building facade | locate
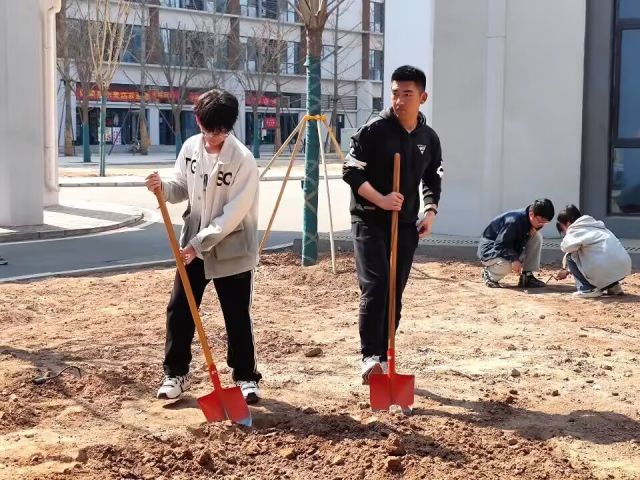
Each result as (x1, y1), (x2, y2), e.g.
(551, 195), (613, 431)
(385, 0), (640, 238)
(57, 0), (385, 156)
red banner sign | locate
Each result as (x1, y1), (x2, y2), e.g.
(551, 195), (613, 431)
(76, 84), (201, 105)
(245, 95), (277, 107)
(263, 116), (277, 129)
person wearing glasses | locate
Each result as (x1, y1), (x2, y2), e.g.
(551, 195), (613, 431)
(145, 89), (262, 404)
(554, 204), (631, 298)
(478, 199), (555, 289)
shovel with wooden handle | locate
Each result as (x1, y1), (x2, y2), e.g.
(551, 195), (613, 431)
(369, 153), (415, 412)
(154, 188), (251, 426)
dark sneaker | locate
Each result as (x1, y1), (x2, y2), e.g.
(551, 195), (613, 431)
(518, 272), (546, 288)
(0, 257), (7, 266)
(482, 268), (501, 288)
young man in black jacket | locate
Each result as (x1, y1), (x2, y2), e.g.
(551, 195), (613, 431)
(343, 65), (443, 384)
(477, 199), (554, 289)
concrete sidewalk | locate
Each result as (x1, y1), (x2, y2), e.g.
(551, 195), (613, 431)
(0, 201), (144, 243)
(59, 162), (344, 187)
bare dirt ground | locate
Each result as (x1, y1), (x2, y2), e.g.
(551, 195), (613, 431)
(0, 253), (638, 480)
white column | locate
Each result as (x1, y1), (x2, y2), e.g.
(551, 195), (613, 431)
(0, 0), (59, 225)
(149, 106), (160, 146)
(481, 0), (507, 219)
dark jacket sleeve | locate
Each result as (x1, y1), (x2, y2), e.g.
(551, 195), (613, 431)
(342, 125), (372, 194)
(422, 132), (443, 208)
(493, 218), (522, 261)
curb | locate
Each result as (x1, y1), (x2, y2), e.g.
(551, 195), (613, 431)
(292, 237), (640, 269)
(0, 212), (144, 243)
(0, 242), (293, 283)
(59, 175), (343, 188)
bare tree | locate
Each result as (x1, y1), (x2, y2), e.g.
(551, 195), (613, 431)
(198, 7), (230, 91)
(56, 0), (75, 156)
(153, 21), (207, 156)
(234, 21), (290, 158)
(87, 0), (132, 176)
(58, 0), (96, 163)
(324, 0), (360, 151)
(121, 0), (162, 155)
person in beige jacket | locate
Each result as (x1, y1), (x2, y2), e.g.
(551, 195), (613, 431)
(555, 204), (632, 298)
(145, 89), (261, 403)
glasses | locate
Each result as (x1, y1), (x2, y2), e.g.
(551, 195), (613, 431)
(201, 128), (228, 139)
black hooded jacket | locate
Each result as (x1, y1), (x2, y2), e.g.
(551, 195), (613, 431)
(342, 108), (443, 224)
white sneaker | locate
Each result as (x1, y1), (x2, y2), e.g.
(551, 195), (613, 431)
(157, 373), (191, 399)
(236, 380), (261, 405)
(361, 356), (383, 385)
(606, 284), (624, 296)
(572, 289), (603, 298)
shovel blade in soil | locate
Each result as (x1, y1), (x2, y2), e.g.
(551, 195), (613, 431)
(369, 373), (415, 411)
(197, 387), (252, 426)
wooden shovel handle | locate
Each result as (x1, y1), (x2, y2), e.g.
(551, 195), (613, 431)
(388, 153), (401, 353)
(154, 189), (222, 390)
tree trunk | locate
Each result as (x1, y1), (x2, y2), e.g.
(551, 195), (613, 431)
(81, 98), (91, 163)
(174, 107), (183, 157)
(275, 91), (282, 151)
(252, 105), (261, 159)
(139, 108), (150, 154)
(99, 95), (107, 176)
(302, 25), (322, 266)
(59, 0), (75, 156)
(63, 77), (75, 156)
(138, 2), (150, 155)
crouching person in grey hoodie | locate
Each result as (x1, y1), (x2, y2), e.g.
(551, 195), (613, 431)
(555, 205), (631, 298)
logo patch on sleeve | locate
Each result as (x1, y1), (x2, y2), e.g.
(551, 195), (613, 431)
(417, 144), (427, 155)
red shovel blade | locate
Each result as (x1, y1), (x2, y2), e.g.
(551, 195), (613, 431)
(197, 387), (252, 426)
(369, 372), (415, 411)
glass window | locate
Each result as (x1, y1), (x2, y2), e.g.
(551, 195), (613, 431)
(240, 0), (257, 16)
(617, 29), (640, 139)
(372, 97), (383, 112)
(280, 0), (298, 22)
(281, 41), (300, 74)
(369, 49), (383, 80)
(370, 1), (384, 33)
(122, 26), (143, 63)
(321, 44), (335, 78)
(610, 148), (640, 214)
(609, 3), (640, 215)
(618, 0), (640, 19)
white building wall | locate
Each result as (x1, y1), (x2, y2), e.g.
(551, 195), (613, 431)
(430, 0), (586, 237)
(383, 0), (434, 120)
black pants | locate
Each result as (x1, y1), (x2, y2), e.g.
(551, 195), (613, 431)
(352, 220), (419, 361)
(164, 259), (261, 382)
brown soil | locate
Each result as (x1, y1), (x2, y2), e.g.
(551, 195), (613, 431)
(0, 253), (638, 480)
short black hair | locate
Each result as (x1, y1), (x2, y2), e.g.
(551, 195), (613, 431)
(556, 204), (582, 234)
(531, 198), (555, 221)
(194, 88), (239, 133)
(391, 65), (426, 92)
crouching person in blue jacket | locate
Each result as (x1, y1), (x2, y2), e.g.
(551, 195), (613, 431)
(555, 204), (631, 298)
(478, 199), (555, 289)
(145, 89), (262, 404)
